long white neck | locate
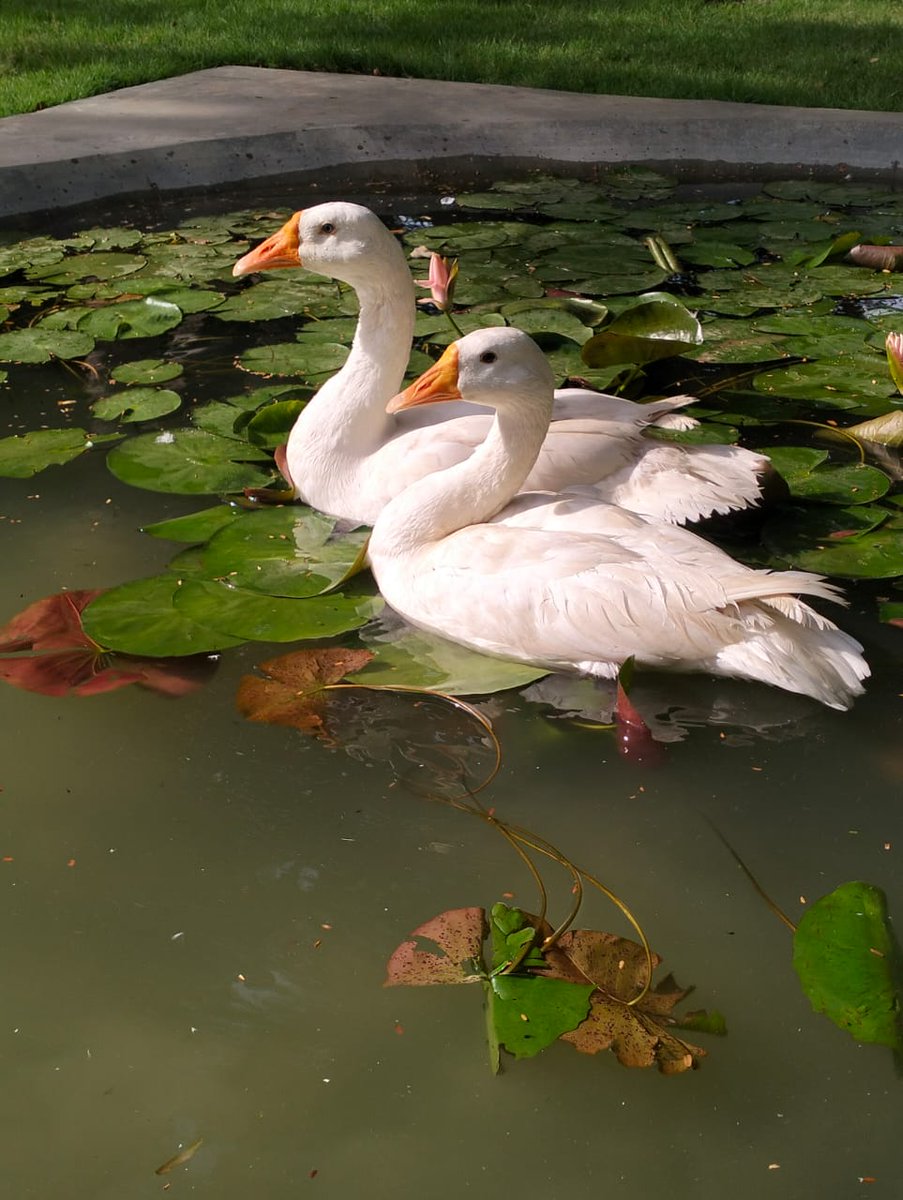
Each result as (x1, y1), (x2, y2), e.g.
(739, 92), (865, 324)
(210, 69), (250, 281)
(289, 245), (416, 461)
(370, 390), (553, 557)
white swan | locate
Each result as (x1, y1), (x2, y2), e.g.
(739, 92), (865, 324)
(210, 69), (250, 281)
(368, 328), (869, 710)
(233, 202), (770, 527)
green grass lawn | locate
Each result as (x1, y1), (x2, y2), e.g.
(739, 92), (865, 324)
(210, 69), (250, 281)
(1, 0), (899, 118)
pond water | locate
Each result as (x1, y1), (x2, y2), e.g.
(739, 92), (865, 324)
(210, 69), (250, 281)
(2, 177), (903, 1198)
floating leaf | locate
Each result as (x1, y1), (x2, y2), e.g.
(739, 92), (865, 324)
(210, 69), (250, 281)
(582, 296), (702, 367)
(766, 447), (890, 505)
(65, 297), (183, 340)
(143, 504), (243, 543)
(353, 621), (548, 696)
(29, 251), (146, 285)
(844, 411), (903, 446)
(0, 428), (118, 478)
(200, 507), (368, 597)
(238, 341), (349, 379)
(244, 399), (306, 448)
(488, 973), (595, 1061)
(385, 908), (487, 986)
(111, 358), (184, 385)
(792, 882), (903, 1049)
(81, 576), (246, 656)
(0, 328), (94, 363)
(91, 388), (182, 423)
(236, 646), (376, 740)
(173, 578), (382, 641)
(106, 429), (274, 494)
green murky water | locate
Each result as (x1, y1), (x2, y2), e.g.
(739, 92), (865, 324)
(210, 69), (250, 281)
(2, 179), (903, 1197)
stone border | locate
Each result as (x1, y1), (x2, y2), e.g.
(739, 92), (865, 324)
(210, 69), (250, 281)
(1, 66), (901, 221)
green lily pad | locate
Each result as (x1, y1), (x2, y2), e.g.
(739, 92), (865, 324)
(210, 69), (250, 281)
(487, 973), (595, 1061)
(173, 578), (382, 642)
(106, 429), (274, 494)
(754, 353), (891, 407)
(0, 327), (95, 363)
(213, 279), (355, 322)
(76, 297), (184, 340)
(111, 359), (184, 385)
(582, 296), (702, 367)
(352, 623), (549, 696)
(28, 251), (146, 285)
(91, 387), (182, 423)
(767, 447), (890, 505)
(762, 503), (889, 563)
(190, 402), (247, 439)
(143, 503), (243, 543)
(238, 341), (349, 379)
(244, 400), (305, 448)
(793, 882), (903, 1049)
(200, 507), (368, 597)
(0, 428), (119, 478)
(81, 575), (246, 656)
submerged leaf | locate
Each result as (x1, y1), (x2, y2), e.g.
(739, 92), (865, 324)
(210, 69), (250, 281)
(236, 646), (375, 740)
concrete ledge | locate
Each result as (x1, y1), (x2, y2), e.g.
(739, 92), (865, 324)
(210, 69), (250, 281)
(1, 66), (901, 220)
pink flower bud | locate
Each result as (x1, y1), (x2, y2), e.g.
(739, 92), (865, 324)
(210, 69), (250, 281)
(887, 332), (903, 395)
(417, 253), (459, 311)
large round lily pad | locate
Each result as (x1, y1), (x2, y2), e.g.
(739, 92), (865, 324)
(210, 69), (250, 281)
(106, 429), (274, 494)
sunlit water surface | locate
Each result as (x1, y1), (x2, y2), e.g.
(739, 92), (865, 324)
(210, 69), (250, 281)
(2, 195), (903, 1200)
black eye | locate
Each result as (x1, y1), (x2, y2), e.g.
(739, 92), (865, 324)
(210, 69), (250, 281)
(479, 351), (497, 364)
(320, 222), (335, 234)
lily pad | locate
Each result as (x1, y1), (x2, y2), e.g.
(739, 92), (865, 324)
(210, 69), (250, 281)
(0, 327), (95, 363)
(91, 388), (182, 423)
(106, 429), (274, 494)
(582, 296), (702, 367)
(143, 503), (243, 543)
(238, 341), (349, 379)
(29, 251), (146, 285)
(353, 621), (548, 696)
(81, 575), (246, 656)
(767, 447), (890, 505)
(793, 881), (903, 1049)
(111, 358), (184, 385)
(173, 578), (382, 642)
(0, 428), (119, 478)
(200, 507), (368, 597)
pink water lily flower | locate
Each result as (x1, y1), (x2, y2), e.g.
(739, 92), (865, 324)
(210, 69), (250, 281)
(887, 332), (903, 394)
(417, 252), (459, 311)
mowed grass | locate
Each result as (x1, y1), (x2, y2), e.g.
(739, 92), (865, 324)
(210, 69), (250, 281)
(0, 0), (899, 118)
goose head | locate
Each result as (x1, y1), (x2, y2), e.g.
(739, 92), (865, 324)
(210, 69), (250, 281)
(389, 327), (555, 421)
(232, 201), (404, 288)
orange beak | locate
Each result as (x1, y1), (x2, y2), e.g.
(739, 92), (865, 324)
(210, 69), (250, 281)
(387, 345), (461, 413)
(232, 211), (303, 276)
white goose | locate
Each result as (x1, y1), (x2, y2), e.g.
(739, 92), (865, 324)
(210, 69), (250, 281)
(368, 328), (868, 710)
(233, 202), (770, 527)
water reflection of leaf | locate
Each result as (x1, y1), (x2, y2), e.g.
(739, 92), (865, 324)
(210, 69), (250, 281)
(236, 648), (498, 794)
(0, 590), (217, 697)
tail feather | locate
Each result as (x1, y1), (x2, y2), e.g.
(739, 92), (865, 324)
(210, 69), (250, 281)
(715, 609), (869, 710)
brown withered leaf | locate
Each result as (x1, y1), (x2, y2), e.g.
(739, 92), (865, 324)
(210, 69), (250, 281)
(235, 646), (374, 741)
(540, 930), (705, 1073)
(384, 907), (487, 986)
